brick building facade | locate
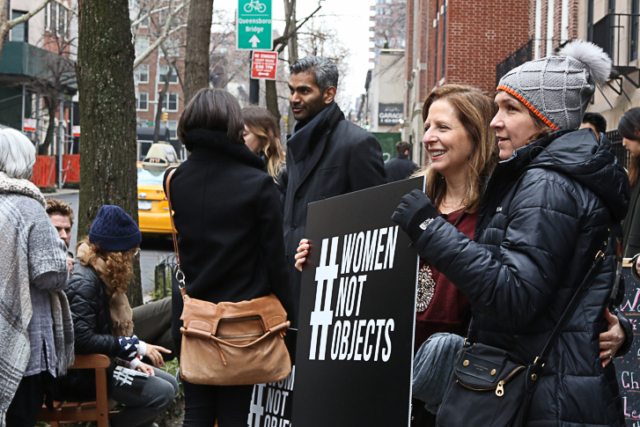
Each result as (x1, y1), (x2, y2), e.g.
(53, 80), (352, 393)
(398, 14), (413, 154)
(402, 0), (580, 165)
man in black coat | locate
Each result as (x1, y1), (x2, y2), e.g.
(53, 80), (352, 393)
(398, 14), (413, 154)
(385, 141), (418, 182)
(283, 56), (386, 325)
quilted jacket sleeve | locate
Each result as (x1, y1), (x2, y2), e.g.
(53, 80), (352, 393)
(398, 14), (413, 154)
(66, 273), (121, 356)
(414, 173), (584, 330)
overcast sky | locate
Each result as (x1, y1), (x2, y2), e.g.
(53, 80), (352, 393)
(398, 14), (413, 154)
(219, 0), (374, 110)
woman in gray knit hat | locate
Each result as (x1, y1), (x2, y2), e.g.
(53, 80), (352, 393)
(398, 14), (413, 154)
(393, 40), (630, 426)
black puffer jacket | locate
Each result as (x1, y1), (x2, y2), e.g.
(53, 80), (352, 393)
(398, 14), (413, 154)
(416, 129), (630, 426)
(55, 263), (120, 400)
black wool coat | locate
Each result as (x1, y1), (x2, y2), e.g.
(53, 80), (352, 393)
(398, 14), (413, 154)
(164, 130), (294, 344)
(283, 103), (386, 325)
(385, 153), (418, 183)
(56, 263), (121, 400)
(416, 129), (630, 426)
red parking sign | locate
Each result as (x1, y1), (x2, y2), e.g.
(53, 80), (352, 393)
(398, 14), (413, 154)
(251, 51), (278, 80)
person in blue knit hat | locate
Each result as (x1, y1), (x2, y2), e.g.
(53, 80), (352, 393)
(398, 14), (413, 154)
(56, 205), (178, 427)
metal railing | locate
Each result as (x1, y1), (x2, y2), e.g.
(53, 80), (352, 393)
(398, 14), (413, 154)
(154, 254), (179, 298)
(496, 40), (533, 88)
(593, 13), (640, 68)
(605, 129), (631, 169)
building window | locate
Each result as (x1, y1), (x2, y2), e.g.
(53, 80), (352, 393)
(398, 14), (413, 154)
(58, 7), (66, 38)
(608, 0), (615, 13)
(441, 3), (447, 79)
(159, 65), (179, 84)
(162, 93), (179, 112)
(167, 120), (178, 139)
(135, 37), (150, 56)
(11, 11), (28, 42)
(140, 16), (149, 27)
(433, 0), (439, 87)
(135, 64), (149, 84)
(50, 2), (58, 34)
(137, 92), (148, 111)
(587, 0), (594, 41)
(44, 4), (49, 30)
(162, 38), (180, 57)
(632, 0), (639, 61)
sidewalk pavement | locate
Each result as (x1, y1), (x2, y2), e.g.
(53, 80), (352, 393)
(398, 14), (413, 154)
(43, 188), (80, 198)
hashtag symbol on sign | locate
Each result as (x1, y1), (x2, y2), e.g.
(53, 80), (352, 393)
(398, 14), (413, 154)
(309, 236), (339, 361)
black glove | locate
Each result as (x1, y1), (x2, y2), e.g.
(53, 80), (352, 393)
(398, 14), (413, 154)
(391, 189), (439, 243)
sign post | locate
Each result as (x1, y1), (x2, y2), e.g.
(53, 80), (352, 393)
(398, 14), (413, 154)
(237, 0), (273, 51)
(251, 51), (278, 80)
(291, 178), (423, 426)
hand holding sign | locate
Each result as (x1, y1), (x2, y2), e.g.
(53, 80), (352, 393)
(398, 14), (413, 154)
(295, 238), (310, 272)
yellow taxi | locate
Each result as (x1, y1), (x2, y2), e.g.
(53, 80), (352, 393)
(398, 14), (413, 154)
(137, 143), (180, 235)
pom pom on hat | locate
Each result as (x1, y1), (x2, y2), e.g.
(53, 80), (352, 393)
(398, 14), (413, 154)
(558, 40), (612, 85)
(89, 205), (142, 252)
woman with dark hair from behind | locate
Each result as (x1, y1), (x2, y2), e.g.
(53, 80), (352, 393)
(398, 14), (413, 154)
(165, 88), (294, 426)
(242, 106), (288, 197)
(619, 108), (640, 274)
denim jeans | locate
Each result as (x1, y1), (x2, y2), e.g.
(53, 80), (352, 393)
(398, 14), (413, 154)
(109, 366), (179, 427)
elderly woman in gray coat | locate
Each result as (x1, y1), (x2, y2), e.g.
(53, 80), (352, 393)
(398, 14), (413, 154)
(0, 127), (73, 427)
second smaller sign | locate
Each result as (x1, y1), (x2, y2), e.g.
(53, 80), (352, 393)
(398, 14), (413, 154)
(251, 51), (278, 80)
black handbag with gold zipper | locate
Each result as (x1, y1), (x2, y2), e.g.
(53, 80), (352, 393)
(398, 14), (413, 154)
(436, 243), (607, 427)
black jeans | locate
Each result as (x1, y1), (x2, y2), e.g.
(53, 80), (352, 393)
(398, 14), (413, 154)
(6, 372), (53, 427)
(183, 379), (253, 427)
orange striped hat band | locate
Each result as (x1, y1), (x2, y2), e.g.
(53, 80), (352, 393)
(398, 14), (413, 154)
(496, 85), (559, 131)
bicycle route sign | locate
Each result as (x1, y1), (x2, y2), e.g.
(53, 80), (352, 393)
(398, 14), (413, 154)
(237, 0), (273, 50)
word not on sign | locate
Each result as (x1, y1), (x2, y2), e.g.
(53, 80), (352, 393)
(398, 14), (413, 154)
(252, 51), (278, 80)
(237, 0), (272, 50)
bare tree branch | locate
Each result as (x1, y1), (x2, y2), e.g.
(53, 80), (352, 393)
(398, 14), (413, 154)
(133, 0), (189, 69)
(274, 5), (322, 53)
(6, 0), (52, 30)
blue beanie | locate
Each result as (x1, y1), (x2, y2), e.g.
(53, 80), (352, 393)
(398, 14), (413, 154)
(89, 205), (142, 252)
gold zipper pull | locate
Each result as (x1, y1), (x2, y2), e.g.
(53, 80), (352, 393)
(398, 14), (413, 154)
(495, 381), (505, 397)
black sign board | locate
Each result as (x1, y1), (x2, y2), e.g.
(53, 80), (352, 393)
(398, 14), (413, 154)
(247, 331), (297, 427)
(615, 264), (640, 426)
(378, 103), (403, 126)
(291, 177), (424, 427)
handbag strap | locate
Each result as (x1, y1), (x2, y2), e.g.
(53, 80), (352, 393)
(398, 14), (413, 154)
(535, 242), (606, 365)
(165, 168), (186, 292)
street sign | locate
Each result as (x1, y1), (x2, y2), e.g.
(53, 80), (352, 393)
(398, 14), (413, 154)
(291, 178), (423, 427)
(23, 118), (36, 132)
(237, 0), (272, 50)
(72, 126), (81, 137)
(251, 51), (278, 80)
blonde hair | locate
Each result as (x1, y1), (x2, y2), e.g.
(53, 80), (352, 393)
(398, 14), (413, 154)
(242, 107), (285, 182)
(414, 85), (498, 213)
(76, 237), (136, 294)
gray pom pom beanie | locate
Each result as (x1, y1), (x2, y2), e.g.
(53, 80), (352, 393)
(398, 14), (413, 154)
(497, 40), (612, 131)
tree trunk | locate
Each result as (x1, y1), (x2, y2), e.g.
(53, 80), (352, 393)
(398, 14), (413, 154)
(265, 79), (281, 126)
(76, 0), (143, 307)
(183, 0), (213, 104)
(39, 97), (57, 155)
(285, 0), (298, 136)
(154, 66), (172, 144)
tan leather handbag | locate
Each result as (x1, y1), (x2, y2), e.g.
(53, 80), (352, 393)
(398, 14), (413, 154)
(166, 169), (292, 386)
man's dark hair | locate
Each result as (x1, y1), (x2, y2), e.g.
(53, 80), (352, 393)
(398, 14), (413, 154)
(582, 112), (607, 135)
(396, 141), (412, 155)
(290, 56), (339, 93)
(177, 88), (244, 149)
(46, 198), (74, 226)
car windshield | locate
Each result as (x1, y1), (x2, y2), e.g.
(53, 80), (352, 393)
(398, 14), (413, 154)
(137, 167), (166, 186)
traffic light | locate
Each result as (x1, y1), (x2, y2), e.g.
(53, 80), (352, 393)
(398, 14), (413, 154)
(162, 112), (168, 122)
(365, 119), (370, 131)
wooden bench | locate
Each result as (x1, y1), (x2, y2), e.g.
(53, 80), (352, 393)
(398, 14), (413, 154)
(38, 354), (114, 427)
